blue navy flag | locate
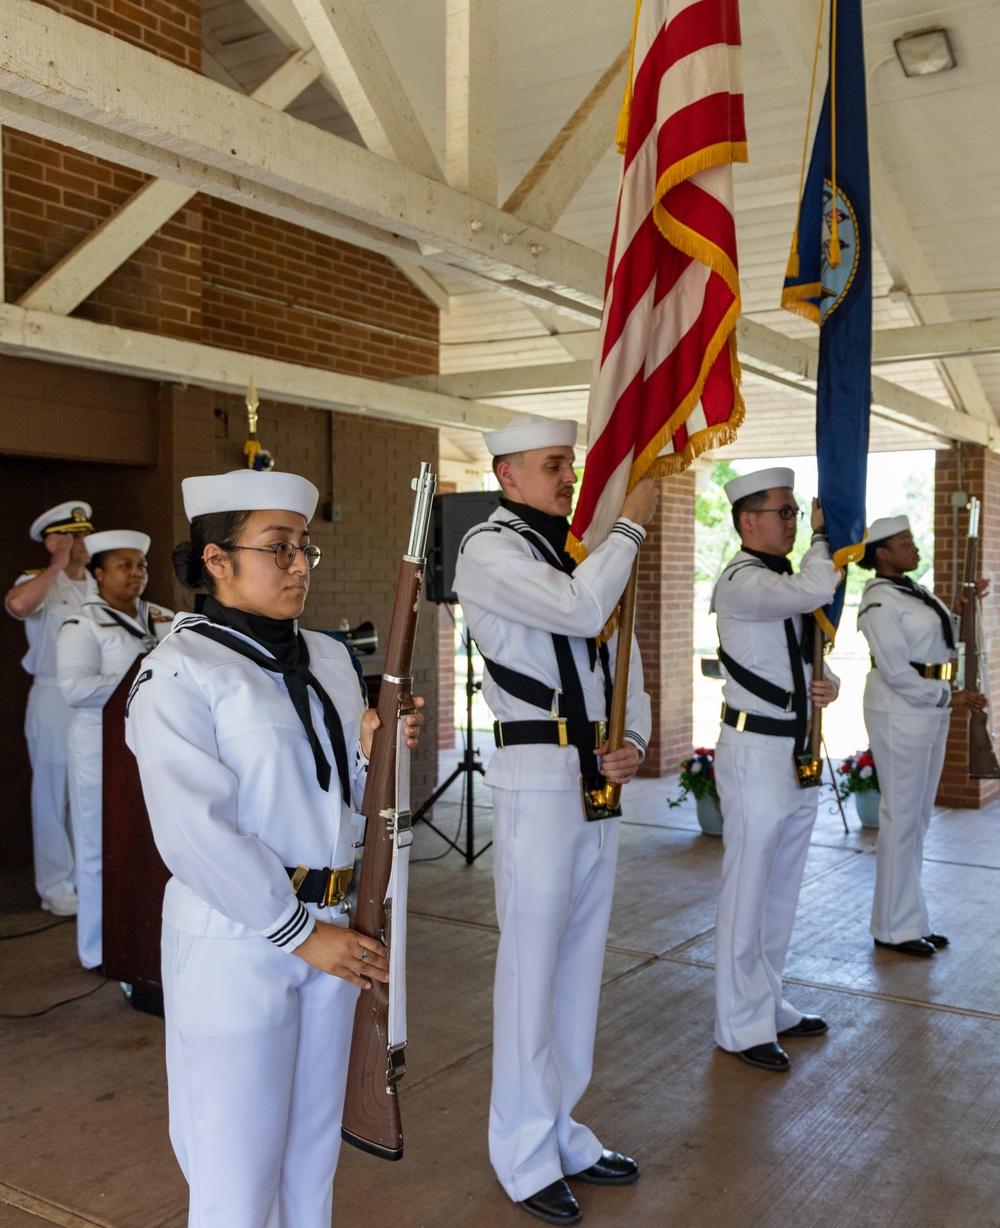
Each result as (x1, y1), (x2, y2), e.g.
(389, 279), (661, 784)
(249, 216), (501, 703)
(782, 0), (871, 639)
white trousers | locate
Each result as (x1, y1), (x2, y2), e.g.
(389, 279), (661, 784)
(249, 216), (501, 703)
(865, 705), (949, 944)
(25, 679), (76, 903)
(67, 711), (103, 969)
(714, 732), (817, 1052)
(162, 920), (359, 1228)
(489, 786), (616, 1203)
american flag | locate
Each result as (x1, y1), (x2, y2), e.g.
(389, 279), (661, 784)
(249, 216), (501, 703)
(568, 0), (747, 561)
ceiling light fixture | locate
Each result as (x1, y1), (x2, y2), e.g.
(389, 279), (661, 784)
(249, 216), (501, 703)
(893, 26), (957, 77)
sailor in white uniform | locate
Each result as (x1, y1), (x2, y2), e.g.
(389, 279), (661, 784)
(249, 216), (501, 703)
(56, 530), (173, 971)
(454, 414), (658, 1227)
(4, 501), (98, 916)
(857, 515), (987, 957)
(126, 469), (420, 1228)
(712, 467), (840, 1074)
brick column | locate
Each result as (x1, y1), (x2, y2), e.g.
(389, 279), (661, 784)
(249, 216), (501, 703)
(635, 469), (696, 777)
(934, 445), (1000, 808)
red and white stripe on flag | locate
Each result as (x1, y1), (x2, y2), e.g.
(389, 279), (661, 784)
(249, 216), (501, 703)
(568, 0), (747, 561)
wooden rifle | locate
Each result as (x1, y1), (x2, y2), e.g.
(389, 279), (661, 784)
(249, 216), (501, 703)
(958, 497), (1000, 779)
(341, 462), (437, 1160)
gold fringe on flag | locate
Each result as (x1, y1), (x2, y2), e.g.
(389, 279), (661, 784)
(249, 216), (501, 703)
(616, 0), (645, 153)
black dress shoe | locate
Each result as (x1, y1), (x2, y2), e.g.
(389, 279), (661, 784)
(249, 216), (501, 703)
(779, 1014), (828, 1038)
(570, 1149), (640, 1186)
(737, 1042), (790, 1072)
(874, 937), (936, 957)
(924, 933), (950, 949)
(520, 1179), (582, 1225)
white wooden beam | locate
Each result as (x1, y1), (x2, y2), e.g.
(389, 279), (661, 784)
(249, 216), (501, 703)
(445, 0), (498, 204)
(288, 0), (443, 181)
(15, 49), (324, 317)
(0, 303), (511, 433)
(0, 1), (603, 312)
(0, 125), (5, 304)
(872, 318), (1000, 365)
(405, 360), (592, 398)
(737, 318), (1000, 449)
(504, 46), (629, 230)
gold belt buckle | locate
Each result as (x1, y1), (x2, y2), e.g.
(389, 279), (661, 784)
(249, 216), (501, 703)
(736, 710), (747, 733)
(556, 718), (568, 747)
(290, 864), (309, 896)
(324, 866), (353, 909)
(941, 663), (953, 681)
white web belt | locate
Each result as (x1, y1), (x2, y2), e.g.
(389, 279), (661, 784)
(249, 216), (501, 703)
(382, 715), (413, 1073)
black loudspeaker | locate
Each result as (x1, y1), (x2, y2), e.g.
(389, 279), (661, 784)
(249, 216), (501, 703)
(426, 491), (502, 604)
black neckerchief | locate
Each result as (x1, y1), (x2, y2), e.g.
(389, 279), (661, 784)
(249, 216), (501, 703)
(882, 575), (956, 651)
(191, 598), (350, 802)
(500, 497), (576, 575)
(740, 548), (815, 664)
(202, 596), (299, 666)
(742, 546), (793, 575)
(99, 602), (158, 651)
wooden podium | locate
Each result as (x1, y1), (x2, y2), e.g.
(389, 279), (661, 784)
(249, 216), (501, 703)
(102, 658), (170, 1016)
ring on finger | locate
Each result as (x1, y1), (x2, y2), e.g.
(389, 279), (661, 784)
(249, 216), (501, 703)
(360, 949), (369, 962)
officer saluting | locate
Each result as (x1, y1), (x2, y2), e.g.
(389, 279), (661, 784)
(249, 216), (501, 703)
(56, 530), (173, 971)
(4, 501), (97, 917)
(857, 515), (988, 957)
(712, 468), (840, 1073)
(454, 414), (658, 1226)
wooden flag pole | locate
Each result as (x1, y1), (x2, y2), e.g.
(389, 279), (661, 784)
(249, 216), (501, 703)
(604, 554), (641, 811)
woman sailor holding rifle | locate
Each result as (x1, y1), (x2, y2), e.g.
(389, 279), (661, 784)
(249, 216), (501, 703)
(857, 515), (988, 958)
(125, 469), (422, 1228)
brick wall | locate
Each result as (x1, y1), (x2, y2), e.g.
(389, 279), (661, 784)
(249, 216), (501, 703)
(201, 203), (439, 380)
(934, 445), (1000, 808)
(636, 469), (696, 777)
(31, 0), (200, 69)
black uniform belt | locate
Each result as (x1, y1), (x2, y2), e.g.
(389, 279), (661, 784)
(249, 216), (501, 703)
(722, 703), (799, 738)
(870, 657), (953, 680)
(493, 718), (608, 750)
(285, 864), (353, 907)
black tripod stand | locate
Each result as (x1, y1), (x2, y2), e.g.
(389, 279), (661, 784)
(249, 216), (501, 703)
(412, 616), (490, 863)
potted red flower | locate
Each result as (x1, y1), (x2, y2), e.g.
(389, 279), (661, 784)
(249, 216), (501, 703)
(668, 747), (722, 835)
(838, 748), (881, 828)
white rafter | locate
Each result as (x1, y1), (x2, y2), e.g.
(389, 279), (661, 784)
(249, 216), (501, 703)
(872, 318), (1000, 365)
(0, 303), (511, 433)
(288, 0), (444, 181)
(16, 49), (324, 317)
(445, 0), (498, 204)
(0, 1), (603, 314)
(503, 45), (628, 230)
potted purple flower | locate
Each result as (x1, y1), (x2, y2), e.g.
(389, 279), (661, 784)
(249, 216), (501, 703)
(669, 747), (722, 835)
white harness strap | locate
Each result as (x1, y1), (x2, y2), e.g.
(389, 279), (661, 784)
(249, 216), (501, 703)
(384, 716), (413, 1057)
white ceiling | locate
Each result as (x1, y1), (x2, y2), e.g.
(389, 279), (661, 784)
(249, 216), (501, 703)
(200, 0), (1000, 473)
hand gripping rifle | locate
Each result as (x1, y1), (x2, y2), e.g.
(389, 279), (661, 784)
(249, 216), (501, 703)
(341, 462), (437, 1160)
(958, 497), (1000, 779)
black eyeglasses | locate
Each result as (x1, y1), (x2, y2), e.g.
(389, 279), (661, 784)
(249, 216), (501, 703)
(230, 543), (323, 570)
(751, 505), (803, 522)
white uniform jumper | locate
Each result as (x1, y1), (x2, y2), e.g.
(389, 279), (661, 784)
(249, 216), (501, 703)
(857, 577), (956, 944)
(454, 505), (651, 1204)
(125, 612), (369, 1228)
(56, 598), (173, 969)
(10, 569), (98, 904)
(711, 542), (839, 1053)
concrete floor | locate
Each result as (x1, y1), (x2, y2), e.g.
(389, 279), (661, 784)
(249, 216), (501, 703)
(2, 744), (1000, 1228)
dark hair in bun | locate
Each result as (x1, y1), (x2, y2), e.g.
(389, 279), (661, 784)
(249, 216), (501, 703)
(859, 540), (883, 571)
(172, 509), (253, 594)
